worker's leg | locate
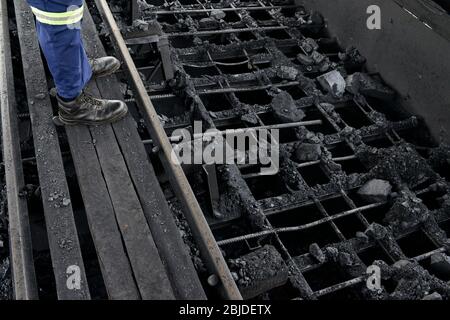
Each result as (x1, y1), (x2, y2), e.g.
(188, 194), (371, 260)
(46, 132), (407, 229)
(36, 23), (92, 100)
(36, 14), (122, 98)
(26, 0), (127, 125)
(27, 0), (91, 100)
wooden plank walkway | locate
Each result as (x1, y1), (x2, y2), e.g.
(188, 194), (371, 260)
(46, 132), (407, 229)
(81, 9), (206, 301)
(8, 2), (205, 300)
(76, 12), (174, 301)
(14, 0), (90, 300)
(0, 0), (38, 300)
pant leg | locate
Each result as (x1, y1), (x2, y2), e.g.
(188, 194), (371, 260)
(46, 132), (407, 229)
(36, 23), (92, 99)
(28, 0), (84, 12)
(28, 0), (92, 100)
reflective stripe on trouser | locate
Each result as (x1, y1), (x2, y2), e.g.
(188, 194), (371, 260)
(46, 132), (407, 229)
(30, 5), (84, 25)
(27, 1), (92, 100)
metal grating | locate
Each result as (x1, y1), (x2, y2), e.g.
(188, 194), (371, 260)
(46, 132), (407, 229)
(105, 0), (450, 300)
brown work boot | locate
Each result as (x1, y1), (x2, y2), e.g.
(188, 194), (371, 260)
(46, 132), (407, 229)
(89, 56), (121, 78)
(56, 91), (128, 126)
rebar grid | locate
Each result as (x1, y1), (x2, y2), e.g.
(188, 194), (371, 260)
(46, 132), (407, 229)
(113, 0), (450, 300)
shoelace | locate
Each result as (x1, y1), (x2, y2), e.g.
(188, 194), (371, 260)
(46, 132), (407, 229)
(78, 92), (103, 110)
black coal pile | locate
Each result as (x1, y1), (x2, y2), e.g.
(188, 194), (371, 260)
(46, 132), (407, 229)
(375, 259), (450, 300)
(0, 184), (11, 300)
(358, 143), (437, 188)
(228, 245), (289, 299)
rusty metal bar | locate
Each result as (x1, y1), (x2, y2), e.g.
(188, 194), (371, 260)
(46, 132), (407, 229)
(314, 276), (365, 297)
(217, 202), (386, 245)
(152, 5), (301, 15)
(167, 25), (289, 37)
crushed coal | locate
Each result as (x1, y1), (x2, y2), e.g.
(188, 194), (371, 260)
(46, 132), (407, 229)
(0, 184), (11, 300)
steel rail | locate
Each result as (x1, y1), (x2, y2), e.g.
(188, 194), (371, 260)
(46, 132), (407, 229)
(95, 0), (242, 300)
(0, 0), (38, 300)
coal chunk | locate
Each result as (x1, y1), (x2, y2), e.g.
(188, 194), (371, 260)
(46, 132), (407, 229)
(294, 143), (322, 161)
(384, 191), (429, 233)
(429, 253), (450, 279)
(317, 70), (346, 97)
(210, 9), (226, 20)
(240, 113), (259, 125)
(311, 51), (326, 64)
(276, 66), (299, 80)
(271, 91), (305, 123)
(300, 38), (319, 53)
(339, 46), (366, 70)
(365, 223), (389, 240)
(346, 73), (395, 100)
(199, 17), (220, 29)
(357, 179), (392, 203)
(229, 245), (289, 299)
(309, 243), (326, 263)
(362, 144), (437, 188)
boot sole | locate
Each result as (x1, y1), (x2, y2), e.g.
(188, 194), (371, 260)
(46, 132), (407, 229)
(54, 107), (128, 127)
(91, 62), (121, 79)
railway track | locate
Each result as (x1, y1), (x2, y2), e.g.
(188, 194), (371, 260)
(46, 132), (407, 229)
(0, 0), (449, 300)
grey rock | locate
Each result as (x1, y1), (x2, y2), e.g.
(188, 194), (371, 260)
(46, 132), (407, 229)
(199, 17), (219, 29)
(393, 259), (411, 270)
(311, 51), (325, 64)
(309, 243), (326, 263)
(62, 198), (71, 207)
(300, 38), (319, 53)
(317, 70), (346, 97)
(35, 93), (46, 100)
(422, 292), (442, 300)
(210, 9), (226, 20)
(276, 66), (299, 80)
(338, 252), (353, 266)
(365, 223), (388, 240)
(357, 179), (392, 203)
(241, 113), (259, 125)
(132, 19), (149, 31)
(271, 91), (305, 123)
(324, 246), (339, 261)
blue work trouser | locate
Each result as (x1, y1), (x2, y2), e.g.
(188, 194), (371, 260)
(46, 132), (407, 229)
(27, 0), (92, 100)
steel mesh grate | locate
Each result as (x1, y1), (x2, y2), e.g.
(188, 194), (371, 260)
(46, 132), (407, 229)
(108, 0), (450, 300)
